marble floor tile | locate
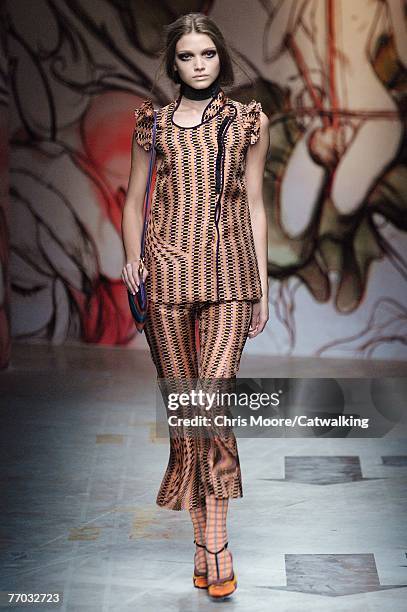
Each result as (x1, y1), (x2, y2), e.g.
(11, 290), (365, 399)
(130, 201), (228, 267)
(0, 343), (406, 611)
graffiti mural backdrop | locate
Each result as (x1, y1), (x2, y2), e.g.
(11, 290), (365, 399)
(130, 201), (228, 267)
(3, 0), (407, 361)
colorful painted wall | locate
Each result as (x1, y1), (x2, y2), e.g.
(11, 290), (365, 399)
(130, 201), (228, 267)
(3, 0), (407, 364)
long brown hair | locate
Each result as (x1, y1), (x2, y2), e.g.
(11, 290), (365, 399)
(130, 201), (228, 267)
(151, 13), (251, 96)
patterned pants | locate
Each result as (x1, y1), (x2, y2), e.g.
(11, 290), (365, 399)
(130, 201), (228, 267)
(144, 299), (253, 511)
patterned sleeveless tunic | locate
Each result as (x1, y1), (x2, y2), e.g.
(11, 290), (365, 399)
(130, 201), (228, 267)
(133, 88), (263, 304)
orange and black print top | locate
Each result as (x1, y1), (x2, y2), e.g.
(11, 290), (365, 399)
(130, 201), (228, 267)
(133, 88), (263, 304)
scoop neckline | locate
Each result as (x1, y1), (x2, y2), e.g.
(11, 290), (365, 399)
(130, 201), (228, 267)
(170, 94), (224, 130)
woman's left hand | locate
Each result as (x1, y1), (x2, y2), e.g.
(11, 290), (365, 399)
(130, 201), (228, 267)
(248, 295), (269, 339)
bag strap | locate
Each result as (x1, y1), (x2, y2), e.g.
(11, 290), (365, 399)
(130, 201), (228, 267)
(139, 109), (158, 265)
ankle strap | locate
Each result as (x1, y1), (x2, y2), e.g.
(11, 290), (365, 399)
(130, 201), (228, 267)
(205, 541), (228, 555)
(205, 542), (229, 580)
(194, 539), (206, 549)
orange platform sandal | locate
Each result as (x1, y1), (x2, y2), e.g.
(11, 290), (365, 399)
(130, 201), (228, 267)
(193, 540), (208, 589)
(205, 541), (237, 599)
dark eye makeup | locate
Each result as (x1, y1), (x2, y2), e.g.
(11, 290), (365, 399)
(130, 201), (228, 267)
(177, 49), (217, 61)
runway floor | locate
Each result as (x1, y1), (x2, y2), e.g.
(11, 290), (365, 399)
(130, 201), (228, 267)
(0, 342), (406, 611)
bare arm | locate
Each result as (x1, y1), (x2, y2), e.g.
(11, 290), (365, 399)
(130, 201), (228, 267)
(245, 110), (270, 337)
(121, 133), (151, 295)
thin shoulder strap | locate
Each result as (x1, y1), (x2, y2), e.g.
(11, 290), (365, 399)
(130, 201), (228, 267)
(140, 109), (158, 259)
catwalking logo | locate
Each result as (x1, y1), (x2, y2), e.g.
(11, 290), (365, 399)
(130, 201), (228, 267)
(292, 415), (369, 429)
(167, 389), (282, 411)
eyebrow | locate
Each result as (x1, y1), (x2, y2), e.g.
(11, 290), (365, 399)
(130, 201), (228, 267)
(177, 47), (217, 53)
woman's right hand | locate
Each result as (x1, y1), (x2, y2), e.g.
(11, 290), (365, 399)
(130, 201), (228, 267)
(121, 259), (149, 295)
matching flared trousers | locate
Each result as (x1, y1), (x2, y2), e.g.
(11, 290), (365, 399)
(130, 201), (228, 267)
(144, 299), (253, 511)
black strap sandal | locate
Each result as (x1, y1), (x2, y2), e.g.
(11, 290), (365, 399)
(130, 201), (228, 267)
(205, 542), (235, 590)
(205, 542), (229, 581)
(193, 539), (208, 588)
(205, 541), (237, 597)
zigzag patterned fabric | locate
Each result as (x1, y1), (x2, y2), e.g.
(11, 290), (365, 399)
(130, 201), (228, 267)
(144, 299), (253, 511)
(134, 89), (263, 304)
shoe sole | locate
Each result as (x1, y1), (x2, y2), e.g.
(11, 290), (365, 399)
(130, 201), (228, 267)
(207, 576), (237, 599)
(193, 575), (208, 589)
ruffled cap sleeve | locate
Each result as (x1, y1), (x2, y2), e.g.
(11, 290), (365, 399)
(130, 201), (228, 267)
(243, 99), (262, 146)
(134, 98), (155, 152)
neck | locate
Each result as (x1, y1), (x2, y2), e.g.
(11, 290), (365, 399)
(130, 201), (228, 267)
(179, 76), (221, 101)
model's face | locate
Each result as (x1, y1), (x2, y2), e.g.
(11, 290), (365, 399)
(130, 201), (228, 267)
(174, 32), (220, 90)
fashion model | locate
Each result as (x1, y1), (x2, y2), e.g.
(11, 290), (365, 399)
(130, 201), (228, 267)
(121, 12), (269, 600)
